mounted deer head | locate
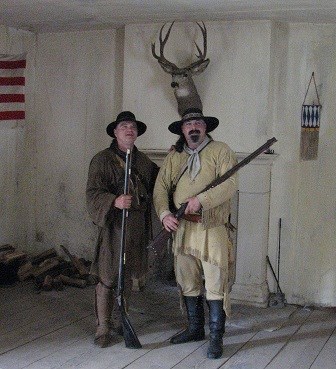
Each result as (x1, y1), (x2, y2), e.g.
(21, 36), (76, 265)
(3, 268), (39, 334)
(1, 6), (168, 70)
(152, 21), (209, 117)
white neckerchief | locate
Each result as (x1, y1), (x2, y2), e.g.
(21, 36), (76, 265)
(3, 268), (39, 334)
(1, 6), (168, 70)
(184, 136), (211, 181)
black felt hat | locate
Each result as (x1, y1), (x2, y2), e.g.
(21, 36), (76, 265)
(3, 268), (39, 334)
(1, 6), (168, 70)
(106, 111), (147, 137)
(168, 108), (219, 135)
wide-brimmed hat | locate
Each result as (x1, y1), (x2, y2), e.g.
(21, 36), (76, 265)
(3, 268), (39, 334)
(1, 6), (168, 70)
(168, 108), (219, 135)
(106, 111), (147, 138)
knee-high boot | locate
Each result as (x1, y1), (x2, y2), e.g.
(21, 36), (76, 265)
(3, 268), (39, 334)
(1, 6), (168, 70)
(170, 295), (205, 344)
(111, 294), (123, 336)
(207, 299), (226, 359)
(94, 282), (113, 348)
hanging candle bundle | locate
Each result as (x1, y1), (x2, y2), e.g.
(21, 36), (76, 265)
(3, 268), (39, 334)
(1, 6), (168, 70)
(300, 72), (322, 160)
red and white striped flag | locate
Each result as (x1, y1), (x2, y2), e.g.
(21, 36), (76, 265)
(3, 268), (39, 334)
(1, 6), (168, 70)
(0, 54), (26, 122)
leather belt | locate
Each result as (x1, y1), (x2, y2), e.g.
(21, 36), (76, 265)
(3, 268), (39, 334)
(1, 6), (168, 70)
(182, 214), (202, 223)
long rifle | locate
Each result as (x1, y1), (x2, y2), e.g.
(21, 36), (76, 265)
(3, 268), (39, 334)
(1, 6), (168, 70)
(149, 137), (277, 258)
(116, 148), (142, 349)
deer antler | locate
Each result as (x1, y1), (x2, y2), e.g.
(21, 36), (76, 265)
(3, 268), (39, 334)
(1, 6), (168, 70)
(152, 21), (208, 72)
(189, 22), (207, 68)
(151, 22), (179, 71)
(152, 21), (210, 117)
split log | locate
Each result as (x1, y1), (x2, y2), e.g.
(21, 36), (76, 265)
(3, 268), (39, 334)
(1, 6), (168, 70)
(33, 257), (70, 287)
(52, 275), (65, 291)
(59, 274), (87, 288)
(17, 261), (35, 281)
(60, 245), (89, 276)
(0, 250), (27, 264)
(33, 257), (60, 277)
(0, 244), (15, 252)
(42, 275), (53, 291)
(31, 248), (58, 266)
(0, 250), (15, 262)
(0, 247), (26, 285)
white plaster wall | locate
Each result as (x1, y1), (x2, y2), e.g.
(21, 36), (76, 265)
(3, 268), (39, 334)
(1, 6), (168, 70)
(0, 129), (17, 242)
(269, 23), (336, 306)
(28, 29), (119, 259)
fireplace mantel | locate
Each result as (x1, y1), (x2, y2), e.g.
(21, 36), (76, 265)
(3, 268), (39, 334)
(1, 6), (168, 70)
(142, 148), (278, 307)
(141, 148), (276, 167)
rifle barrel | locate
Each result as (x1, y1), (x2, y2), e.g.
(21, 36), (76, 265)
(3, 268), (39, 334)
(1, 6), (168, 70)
(202, 137), (277, 192)
(116, 148), (142, 349)
(149, 137), (277, 256)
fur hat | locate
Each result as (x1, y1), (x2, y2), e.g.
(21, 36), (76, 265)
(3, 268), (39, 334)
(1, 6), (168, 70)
(168, 108), (219, 135)
(106, 111), (147, 138)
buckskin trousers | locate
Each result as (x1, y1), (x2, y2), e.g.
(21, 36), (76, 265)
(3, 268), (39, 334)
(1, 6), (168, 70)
(175, 253), (225, 300)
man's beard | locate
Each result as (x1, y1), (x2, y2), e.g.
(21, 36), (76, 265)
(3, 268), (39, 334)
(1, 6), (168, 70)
(189, 130), (200, 143)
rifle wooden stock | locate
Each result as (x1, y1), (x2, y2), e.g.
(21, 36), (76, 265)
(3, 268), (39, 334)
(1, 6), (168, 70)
(116, 149), (142, 349)
(149, 137), (277, 258)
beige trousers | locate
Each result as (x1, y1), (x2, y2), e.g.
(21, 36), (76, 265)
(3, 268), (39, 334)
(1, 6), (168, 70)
(175, 253), (225, 300)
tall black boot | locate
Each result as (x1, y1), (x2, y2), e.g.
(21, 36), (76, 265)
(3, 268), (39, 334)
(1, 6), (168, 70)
(207, 299), (226, 359)
(170, 295), (205, 344)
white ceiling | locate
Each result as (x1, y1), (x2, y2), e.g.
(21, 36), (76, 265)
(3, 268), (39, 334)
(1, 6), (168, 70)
(1, 0), (336, 33)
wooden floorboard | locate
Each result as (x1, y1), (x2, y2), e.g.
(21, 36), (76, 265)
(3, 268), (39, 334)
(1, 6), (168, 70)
(265, 308), (336, 369)
(1, 280), (335, 369)
(310, 319), (336, 369)
(219, 308), (312, 369)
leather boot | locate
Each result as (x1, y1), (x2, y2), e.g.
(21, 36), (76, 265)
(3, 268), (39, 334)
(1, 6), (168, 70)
(94, 282), (113, 348)
(111, 300), (123, 336)
(207, 299), (226, 359)
(170, 295), (205, 344)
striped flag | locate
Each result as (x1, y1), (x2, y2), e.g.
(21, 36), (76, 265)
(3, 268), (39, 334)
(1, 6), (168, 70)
(0, 54), (26, 122)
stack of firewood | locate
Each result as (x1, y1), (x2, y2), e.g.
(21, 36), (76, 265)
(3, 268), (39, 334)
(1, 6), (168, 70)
(0, 244), (96, 291)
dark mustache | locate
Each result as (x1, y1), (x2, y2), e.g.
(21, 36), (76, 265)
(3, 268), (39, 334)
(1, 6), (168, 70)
(189, 130), (200, 135)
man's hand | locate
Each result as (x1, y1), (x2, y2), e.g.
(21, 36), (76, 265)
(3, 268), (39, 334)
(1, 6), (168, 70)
(114, 194), (132, 209)
(185, 196), (201, 214)
(162, 213), (179, 232)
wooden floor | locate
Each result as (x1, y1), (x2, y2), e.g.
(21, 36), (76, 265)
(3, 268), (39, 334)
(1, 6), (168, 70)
(1, 278), (336, 369)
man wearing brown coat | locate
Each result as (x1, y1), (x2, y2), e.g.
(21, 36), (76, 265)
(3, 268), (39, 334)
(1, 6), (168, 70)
(86, 111), (159, 348)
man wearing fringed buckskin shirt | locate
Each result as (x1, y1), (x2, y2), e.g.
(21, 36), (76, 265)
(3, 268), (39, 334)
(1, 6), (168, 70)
(153, 107), (238, 359)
